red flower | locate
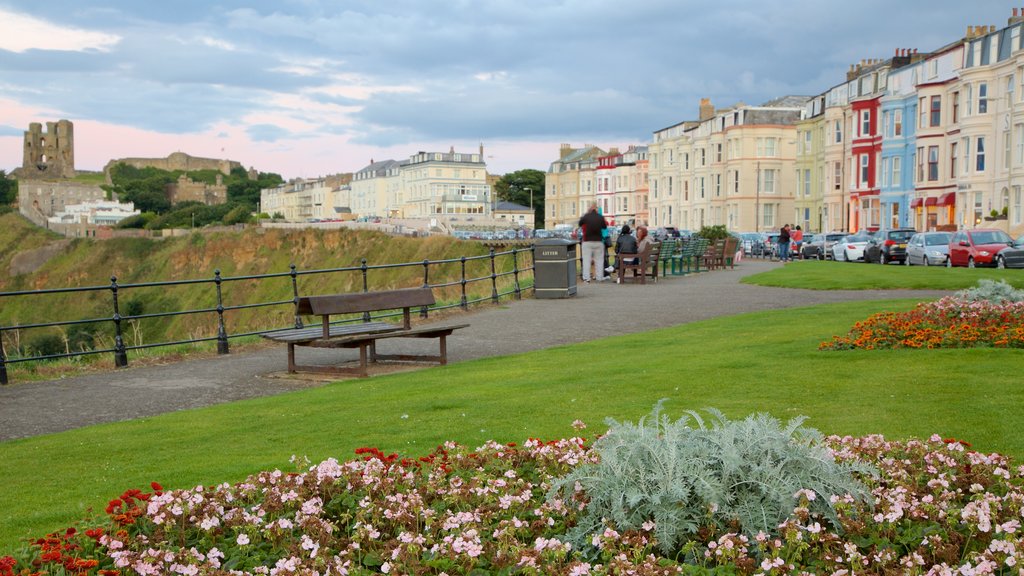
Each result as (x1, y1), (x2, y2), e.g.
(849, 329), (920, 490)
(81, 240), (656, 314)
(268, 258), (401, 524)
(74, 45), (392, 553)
(150, 482), (163, 492)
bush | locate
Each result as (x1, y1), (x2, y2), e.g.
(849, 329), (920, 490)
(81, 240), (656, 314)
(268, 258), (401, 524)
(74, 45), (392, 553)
(549, 403), (874, 557)
(28, 333), (65, 357)
(955, 279), (1024, 303)
(697, 225), (729, 241)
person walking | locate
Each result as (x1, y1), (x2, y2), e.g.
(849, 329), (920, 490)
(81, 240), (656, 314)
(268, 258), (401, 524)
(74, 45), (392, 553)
(778, 224), (792, 262)
(578, 203), (608, 283)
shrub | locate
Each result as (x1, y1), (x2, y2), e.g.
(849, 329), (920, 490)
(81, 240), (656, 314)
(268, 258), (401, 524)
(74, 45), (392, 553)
(28, 333), (65, 357)
(548, 403), (874, 558)
(955, 278), (1024, 304)
(697, 225), (729, 241)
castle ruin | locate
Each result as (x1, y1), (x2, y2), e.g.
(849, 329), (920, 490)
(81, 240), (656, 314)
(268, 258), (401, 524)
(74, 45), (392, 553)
(21, 120), (76, 179)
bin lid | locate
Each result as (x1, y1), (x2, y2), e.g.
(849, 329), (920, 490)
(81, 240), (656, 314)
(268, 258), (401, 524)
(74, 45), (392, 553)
(534, 238), (576, 246)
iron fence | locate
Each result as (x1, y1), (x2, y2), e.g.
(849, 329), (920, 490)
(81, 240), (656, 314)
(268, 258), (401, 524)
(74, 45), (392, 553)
(0, 247), (534, 385)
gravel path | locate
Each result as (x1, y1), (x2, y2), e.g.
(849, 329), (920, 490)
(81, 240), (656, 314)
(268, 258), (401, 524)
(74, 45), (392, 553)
(0, 259), (951, 442)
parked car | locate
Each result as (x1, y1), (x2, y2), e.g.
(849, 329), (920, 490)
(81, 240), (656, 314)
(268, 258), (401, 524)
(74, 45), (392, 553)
(864, 228), (917, 264)
(904, 231), (953, 266)
(738, 232), (765, 255)
(831, 231), (873, 262)
(947, 228), (1015, 267)
(995, 235), (1024, 268)
(802, 232), (846, 260)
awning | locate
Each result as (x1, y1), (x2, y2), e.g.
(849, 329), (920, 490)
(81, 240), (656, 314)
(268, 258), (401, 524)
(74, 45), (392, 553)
(924, 197), (938, 206)
(909, 198), (923, 208)
(937, 192), (956, 206)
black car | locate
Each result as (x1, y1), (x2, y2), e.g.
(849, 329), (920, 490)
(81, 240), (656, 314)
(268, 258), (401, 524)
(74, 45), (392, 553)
(864, 228), (917, 264)
(996, 235), (1024, 268)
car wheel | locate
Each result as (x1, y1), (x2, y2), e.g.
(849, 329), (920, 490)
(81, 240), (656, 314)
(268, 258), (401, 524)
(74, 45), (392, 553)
(968, 257), (975, 269)
(946, 257), (952, 268)
(844, 251), (851, 262)
(997, 256), (1005, 269)
(904, 255), (910, 266)
(922, 256), (929, 267)
(880, 253), (887, 265)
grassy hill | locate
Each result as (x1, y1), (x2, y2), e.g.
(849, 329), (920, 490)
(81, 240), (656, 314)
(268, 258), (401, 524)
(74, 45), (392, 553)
(0, 213), (512, 369)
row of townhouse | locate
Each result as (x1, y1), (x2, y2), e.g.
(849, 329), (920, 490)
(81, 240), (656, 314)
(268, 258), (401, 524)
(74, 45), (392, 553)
(261, 147), (492, 222)
(545, 144), (650, 228)
(547, 10), (1024, 239)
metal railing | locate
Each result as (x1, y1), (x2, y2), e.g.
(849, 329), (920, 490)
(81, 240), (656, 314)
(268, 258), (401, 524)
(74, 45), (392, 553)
(0, 247), (535, 385)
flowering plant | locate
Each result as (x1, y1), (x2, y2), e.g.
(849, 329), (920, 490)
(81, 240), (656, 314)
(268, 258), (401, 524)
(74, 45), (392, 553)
(820, 297), (1024, 350)
(3, 432), (1024, 575)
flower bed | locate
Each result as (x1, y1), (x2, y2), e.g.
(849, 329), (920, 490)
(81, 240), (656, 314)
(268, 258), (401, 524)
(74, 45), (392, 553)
(820, 297), (1024, 350)
(4, 431), (1024, 575)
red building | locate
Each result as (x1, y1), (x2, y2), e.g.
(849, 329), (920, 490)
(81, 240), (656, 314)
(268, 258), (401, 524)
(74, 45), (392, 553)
(849, 95), (882, 231)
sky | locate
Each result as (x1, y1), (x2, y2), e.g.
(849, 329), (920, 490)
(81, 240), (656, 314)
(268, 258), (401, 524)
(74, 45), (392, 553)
(0, 1), (1017, 179)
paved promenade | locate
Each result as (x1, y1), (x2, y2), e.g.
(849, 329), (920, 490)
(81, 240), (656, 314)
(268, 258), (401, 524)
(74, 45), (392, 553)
(0, 259), (951, 442)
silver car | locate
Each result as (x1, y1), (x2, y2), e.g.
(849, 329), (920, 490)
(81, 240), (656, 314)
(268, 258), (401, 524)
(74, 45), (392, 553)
(831, 232), (872, 262)
(904, 231), (953, 266)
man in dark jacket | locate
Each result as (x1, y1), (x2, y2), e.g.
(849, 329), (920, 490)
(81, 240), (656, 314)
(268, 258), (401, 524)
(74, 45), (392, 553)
(578, 203), (607, 282)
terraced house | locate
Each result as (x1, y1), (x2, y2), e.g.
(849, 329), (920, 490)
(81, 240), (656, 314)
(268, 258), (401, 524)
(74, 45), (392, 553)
(547, 8), (1024, 238)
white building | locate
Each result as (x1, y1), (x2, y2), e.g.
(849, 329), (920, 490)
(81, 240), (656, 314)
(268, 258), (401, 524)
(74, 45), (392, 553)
(46, 199), (140, 226)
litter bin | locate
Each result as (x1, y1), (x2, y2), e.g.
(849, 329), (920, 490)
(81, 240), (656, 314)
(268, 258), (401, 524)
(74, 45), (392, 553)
(533, 238), (578, 298)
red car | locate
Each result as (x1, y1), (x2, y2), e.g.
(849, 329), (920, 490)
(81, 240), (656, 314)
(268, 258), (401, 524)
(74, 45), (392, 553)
(947, 228), (1015, 267)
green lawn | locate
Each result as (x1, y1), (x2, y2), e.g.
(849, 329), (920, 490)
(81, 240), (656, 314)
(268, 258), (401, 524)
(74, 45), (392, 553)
(742, 259), (1024, 290)
(1, 298), (1022, 552)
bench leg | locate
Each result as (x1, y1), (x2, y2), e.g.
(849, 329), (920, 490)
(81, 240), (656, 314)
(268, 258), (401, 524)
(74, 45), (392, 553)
(288, 343), (296, 373)
(369, 340), (378, 363)
(439, 335), (448, 365)
(358, 343), (369, 377)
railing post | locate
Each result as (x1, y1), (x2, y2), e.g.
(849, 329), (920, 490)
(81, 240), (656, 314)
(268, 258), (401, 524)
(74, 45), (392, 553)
(489, 248), (499, 303)
(110, 276), (128, 368)
(512, 248), (522, 300)
(420, 259), (430, 319)
(290, 264), (303, 329)
(0, 328), (8, 385)
(460, 256), (468, 310)
(361, 258), (371, 322)
(214, 269), (229, 355)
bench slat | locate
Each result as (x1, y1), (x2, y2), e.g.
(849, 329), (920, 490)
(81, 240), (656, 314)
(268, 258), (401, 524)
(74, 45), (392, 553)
(262, 322), (399, 343)
(297, 288), (435, 315)
(306, 324), (470, 348)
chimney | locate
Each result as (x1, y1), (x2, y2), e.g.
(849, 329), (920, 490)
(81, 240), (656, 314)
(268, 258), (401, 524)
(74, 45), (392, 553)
(609, 147), (619, 156)
(699, 98), (715, 121)
(560, 143), (573, 159)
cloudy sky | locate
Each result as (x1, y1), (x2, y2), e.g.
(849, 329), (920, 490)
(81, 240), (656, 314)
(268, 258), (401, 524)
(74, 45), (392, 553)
(0, 1), (1016, 178)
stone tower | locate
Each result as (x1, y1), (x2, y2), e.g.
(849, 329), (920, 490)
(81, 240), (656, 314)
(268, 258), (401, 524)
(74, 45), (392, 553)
(22, 119), (76, 179)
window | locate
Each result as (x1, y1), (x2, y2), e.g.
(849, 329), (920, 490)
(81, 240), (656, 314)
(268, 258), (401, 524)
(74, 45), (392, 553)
(894, 109), (903, 136)
(804, 169), (811, 197)
(733, 170), (740, 194)
(1006, 131), (1012, 171)
(716, 143), (722, 162)
(916, 147), (924, 182)
(756, 138), (778, 157)
(1015, 186), (1022, 225)
(834, 120), (842, 143)
(892, 156), (902, 186)
(978, 82), (988, 113)
(861, 110), (871, 135)
(1008, 74), (1015, 103)
(883, 111), (891, 137)
(699, 177), (705, 198)
(976, 137), (986, 171)
(762, 203), (775, 228)
(834, 161), (841, 191)
(962, 136), (970, 174)
(715, 174), (721, 197)
(930, 96), (941, 127)
(918, 97), (927, 129)
(928, 146), (939, 181)
(966, 84), (974, 117)
(762, 169), (776, 193)
(952, 92), (960, 123)
(700, 148), (706, 166)
(804, 130), (811, 153)
(683, 153), (689, 170)
(974, 192), (983, 225)
(950, 142), (958, 178)
(1017, 124), (1024, 167)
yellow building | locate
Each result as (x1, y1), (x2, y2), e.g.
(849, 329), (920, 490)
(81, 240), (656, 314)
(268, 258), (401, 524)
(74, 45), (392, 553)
(544, 144), (606, 228)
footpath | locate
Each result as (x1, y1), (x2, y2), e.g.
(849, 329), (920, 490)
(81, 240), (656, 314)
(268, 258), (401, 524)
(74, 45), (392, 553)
(0, 259), (951, 442)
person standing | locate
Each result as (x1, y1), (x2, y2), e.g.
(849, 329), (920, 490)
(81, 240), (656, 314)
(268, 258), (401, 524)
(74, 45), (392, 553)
(578, 203), (608, 283)
(778, 224), (792, 262)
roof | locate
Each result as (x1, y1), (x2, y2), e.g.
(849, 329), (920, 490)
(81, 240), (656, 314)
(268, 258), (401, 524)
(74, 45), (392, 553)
(495, 201), (531, 212)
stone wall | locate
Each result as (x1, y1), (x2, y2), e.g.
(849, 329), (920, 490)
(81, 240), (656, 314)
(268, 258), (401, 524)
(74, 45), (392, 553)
(103, 152), (242, 180)
(17, 180), (107, 228)
(166, 174), (227, 205)
(18, 120), (76, 179)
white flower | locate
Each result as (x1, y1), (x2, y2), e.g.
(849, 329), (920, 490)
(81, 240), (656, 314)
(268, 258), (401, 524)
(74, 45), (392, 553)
(236, 533), (250, 546)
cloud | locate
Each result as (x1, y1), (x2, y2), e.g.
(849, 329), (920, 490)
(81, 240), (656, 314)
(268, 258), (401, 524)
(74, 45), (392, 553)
(0, 8), (120, 53)
(247, 124), (291, 143)
(0, 125), (23, 137)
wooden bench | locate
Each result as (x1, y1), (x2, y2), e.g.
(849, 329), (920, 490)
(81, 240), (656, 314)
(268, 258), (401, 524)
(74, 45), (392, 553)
(261, 288), (469, 377)
(616, 242), (659, 284)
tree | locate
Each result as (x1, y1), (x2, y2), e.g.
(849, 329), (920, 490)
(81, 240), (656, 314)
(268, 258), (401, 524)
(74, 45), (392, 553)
(0, 170), (17, 206)
(494, 169), (546, 228)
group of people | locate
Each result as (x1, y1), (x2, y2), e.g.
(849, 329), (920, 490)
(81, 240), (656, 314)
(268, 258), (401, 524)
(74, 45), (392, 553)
(577, 203), (653, 283)
(776, 224), (803, 262)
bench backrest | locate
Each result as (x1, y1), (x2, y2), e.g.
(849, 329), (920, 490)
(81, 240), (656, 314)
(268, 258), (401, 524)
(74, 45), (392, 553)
(297, 288), (436, 316)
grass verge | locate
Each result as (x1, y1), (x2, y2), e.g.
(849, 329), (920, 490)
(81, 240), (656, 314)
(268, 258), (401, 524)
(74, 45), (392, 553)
(1, 298), (1021, 551)
(742, 259), (1024, 290)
